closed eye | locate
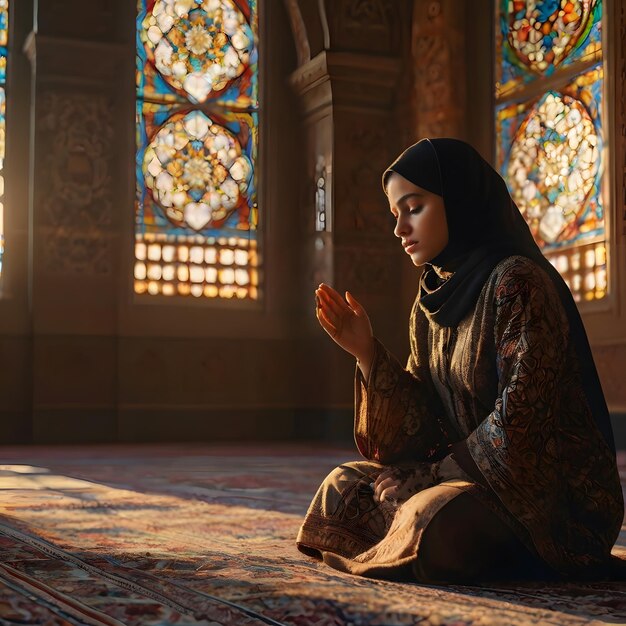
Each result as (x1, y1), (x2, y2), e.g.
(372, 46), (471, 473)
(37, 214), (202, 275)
(409, 206), (424, 215)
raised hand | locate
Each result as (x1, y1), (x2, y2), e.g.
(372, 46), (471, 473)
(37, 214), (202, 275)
(315, 283), (374, 365)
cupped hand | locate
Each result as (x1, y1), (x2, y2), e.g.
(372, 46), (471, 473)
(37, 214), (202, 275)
(315, 283), (374, 362)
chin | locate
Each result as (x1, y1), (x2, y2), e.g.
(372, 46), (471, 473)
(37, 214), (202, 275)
(410, 254), (430, 267)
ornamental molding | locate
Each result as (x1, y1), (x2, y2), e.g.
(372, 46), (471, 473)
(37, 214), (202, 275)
(282, 0), (311, 67)
(289, 51), (331, 95)
(291, 51), (400, 89)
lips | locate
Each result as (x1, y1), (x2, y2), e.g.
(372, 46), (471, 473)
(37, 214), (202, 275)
(403, 241), (418, 254)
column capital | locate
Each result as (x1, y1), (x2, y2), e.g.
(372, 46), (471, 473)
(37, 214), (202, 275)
(290, 50), (402, 116)
(23, 32), (128, 85)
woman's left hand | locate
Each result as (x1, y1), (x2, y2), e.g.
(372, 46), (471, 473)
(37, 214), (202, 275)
(373, 464), (436, 504)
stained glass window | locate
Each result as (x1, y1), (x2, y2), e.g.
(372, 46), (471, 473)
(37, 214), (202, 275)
(0, 0), (8, 277)
(495, 0), (606, 302)
(136, 0), (259, 299)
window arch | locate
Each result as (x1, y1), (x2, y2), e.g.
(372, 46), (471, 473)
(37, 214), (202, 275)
(495, 0), (607, 303)
(135, 0), (259, 300)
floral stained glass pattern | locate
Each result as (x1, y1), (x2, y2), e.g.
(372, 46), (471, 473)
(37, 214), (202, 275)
(0, 0), (7, 277)
(138, 0), (257, 108)
(495, 0), (607, 303)
(496, 67), (603, 248)
(497, 0), (602, 98)
(139, 106), (256, 234)
(136, 0), (259, 300)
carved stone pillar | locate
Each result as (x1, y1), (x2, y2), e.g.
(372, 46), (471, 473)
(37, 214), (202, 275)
(288, 0), (411, 420)
(412, 0), (468, 140)
(24, 3), (127, 442)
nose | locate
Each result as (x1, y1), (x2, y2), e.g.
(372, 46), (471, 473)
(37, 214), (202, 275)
(394, 213), (409, 238)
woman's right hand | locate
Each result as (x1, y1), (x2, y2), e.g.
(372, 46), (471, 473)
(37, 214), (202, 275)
(315, 283), (374, 364)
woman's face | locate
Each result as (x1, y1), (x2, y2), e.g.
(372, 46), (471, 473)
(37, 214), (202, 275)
(386, 172), (449, 267)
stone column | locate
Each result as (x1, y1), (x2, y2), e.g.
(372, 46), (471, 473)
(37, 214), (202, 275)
(0, 1), (34, 442)
(24, 1), (127, 442)
(288, 0), (412, 434)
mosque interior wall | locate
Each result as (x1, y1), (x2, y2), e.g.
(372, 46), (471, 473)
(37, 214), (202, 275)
(0, 0), (624, 444)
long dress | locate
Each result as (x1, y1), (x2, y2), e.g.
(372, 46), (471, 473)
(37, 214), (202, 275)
(297, 256), (624, 582)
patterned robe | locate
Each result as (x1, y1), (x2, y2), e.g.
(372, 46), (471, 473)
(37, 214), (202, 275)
(297, 256), (623, 580)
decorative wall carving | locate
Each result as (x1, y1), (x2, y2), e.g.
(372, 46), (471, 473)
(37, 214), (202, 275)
(334, 120), (395, 235)
(38, 91), (114, 274)
(325, 0), (400, 54)
(412, 0), (465, 139)
(40, 92), (114, 228)
(342, 0), (391, 26)
(43, 235), (111, 275)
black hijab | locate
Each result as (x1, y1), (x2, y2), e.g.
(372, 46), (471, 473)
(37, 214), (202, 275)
(383, 137), (615, 453)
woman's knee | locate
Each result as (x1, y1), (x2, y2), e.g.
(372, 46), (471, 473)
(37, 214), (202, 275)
(325, 460), (383, 484)
(414, 493), (514, 583)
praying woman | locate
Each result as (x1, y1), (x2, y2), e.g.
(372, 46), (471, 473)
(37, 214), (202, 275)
(296, 138), (624, 584)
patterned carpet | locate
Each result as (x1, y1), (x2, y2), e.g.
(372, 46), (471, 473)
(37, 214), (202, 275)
(0, 444), (625, 625)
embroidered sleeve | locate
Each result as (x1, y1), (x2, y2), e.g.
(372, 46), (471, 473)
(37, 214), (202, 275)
(354, 331), (450, 464)
(464, 258), (622, 572)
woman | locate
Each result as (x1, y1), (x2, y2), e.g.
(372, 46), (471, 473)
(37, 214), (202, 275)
(296, 138), (624, 583)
